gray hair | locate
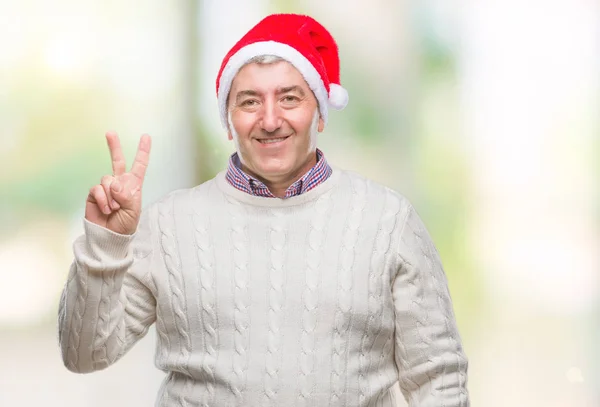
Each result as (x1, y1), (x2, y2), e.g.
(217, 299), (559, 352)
(245, 54), (285, 65)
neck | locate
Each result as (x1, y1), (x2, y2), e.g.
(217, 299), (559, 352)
(241, 151), (317, 198)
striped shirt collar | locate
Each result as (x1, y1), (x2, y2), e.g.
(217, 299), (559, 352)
(225, 149), (332, 198)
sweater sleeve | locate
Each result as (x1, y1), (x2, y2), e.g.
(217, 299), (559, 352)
(392, 204), (470, 406)
(58, 206), (157, 374)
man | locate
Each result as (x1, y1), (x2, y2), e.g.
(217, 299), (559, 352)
(59, 13), (470, 406)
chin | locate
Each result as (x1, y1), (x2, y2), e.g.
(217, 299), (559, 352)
(254, 160), (293, 177)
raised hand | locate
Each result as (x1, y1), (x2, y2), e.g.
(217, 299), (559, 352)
(85, 131), (152, 235)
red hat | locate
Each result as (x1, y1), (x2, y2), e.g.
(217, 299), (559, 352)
(216, 13), (349, 129)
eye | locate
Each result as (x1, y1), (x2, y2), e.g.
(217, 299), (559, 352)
(241, 99), (258, 107)
(282, 95), (300, 103)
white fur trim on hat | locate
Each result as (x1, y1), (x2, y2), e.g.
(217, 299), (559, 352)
(218, 41), (330, 129)
(328, 84), (349, 110)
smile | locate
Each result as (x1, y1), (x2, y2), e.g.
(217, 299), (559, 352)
(256, 136), (290, 145)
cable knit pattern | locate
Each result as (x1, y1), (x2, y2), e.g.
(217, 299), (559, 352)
(374, 191), (403, 391)
(192, 188), (219, 407)
(297, 191), (331, 405)
(329, 177), (367, 406)
(375, 303), (397, 393)
(158, 196), (193, 367)
(154, 272), (174, 406)
(58, 169), (469, 407)
(227, 196), (251, 401)
(359, 189), (401, 405)
(263, 207), (287, 404)
(93, 269), (113, 370)
(57, 286), (69, 353)
(158, 196), (193, 407)
(413, 213), (469, 405)
(393, 204), (470, 406)
(65, 266), (88, 372)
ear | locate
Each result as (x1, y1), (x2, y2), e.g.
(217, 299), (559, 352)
(318, 116), (325, 132)
(226, 108), (234, 140)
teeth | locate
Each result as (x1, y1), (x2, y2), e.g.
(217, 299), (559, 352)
(260, 137), (287, 144)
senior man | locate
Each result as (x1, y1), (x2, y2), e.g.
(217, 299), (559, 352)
(59, 13), (470, 407)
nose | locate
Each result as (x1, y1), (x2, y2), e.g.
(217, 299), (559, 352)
(260, 99), (283, 133)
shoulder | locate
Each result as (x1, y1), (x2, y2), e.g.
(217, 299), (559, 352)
(335, 168), (414, 217)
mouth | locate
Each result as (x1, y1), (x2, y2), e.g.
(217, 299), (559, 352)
(255, 135), (290, 145)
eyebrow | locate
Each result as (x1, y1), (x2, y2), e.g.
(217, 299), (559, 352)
(277, 86), (306, 96)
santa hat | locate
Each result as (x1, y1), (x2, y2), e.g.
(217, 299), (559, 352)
(216, 13), (349, 129)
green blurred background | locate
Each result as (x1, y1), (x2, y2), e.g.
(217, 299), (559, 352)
(0, 0), (598, 405)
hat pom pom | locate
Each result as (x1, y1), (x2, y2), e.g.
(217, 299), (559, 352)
(328, 84), (348, 110)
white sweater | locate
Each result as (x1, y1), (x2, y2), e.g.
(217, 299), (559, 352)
(58, 168), (470, 407)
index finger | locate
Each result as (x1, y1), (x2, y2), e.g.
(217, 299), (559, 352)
(130, 134), (152, 181)
(106, 131), (127, 176)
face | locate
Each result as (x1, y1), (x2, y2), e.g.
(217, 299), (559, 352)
(227, 60), (325, 185)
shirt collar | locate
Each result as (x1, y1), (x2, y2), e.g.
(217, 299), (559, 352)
(225, 148), (332, 198)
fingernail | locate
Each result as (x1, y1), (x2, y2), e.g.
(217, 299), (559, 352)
(111, 199), (120, 209)
(104, 205), (111, 214)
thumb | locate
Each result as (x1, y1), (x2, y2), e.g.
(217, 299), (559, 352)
(110, 180), (123, 193)
(110, 180), (136, 207)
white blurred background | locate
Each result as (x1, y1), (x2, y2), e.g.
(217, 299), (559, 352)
(0, 0), (598, 405)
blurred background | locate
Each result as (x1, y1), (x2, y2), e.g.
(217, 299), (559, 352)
(0, 0), (598, 405)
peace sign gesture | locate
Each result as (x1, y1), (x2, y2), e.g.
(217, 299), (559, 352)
(85, 131), (152, 235)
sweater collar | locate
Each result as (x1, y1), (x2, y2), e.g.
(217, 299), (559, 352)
(216, 166), (341, 208)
